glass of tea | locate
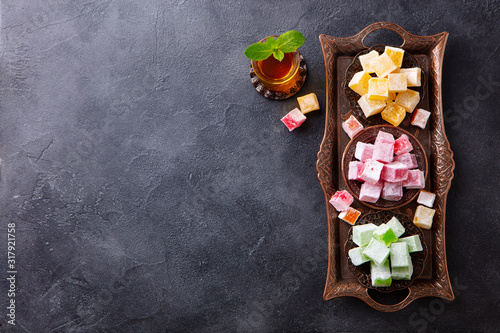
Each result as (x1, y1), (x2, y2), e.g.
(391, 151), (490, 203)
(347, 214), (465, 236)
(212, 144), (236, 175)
(249, 36), (306, 100)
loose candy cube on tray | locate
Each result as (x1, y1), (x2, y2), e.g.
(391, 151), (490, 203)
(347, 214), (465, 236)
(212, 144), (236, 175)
(338, 207), (362, 225)
(342, 115), (364, 139)
(297, 93), (320, 114)
(281, 108), (306, 131)
(413, 205), (436, 229)
(329, 190), (354, 212)
(411, 108), (431, 129)
(417, 190), (436, 208)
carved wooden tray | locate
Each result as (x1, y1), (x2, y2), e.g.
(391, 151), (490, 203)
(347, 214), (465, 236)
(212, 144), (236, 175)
(317, 22), (455, 311)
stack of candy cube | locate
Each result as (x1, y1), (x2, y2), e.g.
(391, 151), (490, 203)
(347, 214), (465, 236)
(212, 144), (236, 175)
(329, 190), (361, 225)
(348, 46), (431, 129)
(281, 93), (320, 131)
(413, 190), (437, 229)
(348, 130), (424, 204)
(348, 216), (424, 287)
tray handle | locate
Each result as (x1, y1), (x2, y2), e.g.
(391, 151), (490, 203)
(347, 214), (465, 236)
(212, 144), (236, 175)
(360, 286), (417, 312)
(354, 22), (416, 49)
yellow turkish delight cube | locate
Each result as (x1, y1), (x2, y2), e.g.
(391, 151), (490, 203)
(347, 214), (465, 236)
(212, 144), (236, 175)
(348, 71), (372, 96)
(388, 73), (407, 92)
(358, 50), (379, 73)
(384, 46), (405, 68)
(386, 92), (397, 102)
(395, 89), (420, 113)
(399, 68), (421, 87)
(381, 102), (407, 126)
(367, 78), (388, 100)
(372, 53), (398, 78)
(413, 205), (436, 229)
(297, 93), (320, 114)
(358, 94), (386, 118)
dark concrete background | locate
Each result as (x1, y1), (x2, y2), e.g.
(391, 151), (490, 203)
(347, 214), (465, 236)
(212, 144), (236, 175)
(0, 0), (499, 332)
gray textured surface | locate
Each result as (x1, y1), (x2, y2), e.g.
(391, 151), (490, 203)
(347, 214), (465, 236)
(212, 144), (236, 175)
(0, 0), (499, 332)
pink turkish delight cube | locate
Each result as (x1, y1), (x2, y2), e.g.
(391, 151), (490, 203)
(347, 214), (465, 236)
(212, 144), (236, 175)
(411, 108), (431, 129)
(348, 161), (364, 181)
(394, 134), (414, 155)
(381, 181), (403, 201)
(403, 170), (425, 189)
(342, 115), (364, 139)
(358, 159), (384, 184)
(359, 180), (384, 203)
(354, 142), (374, 162)
(394, 153), (418, 169)
(417, 190), (436, 208)
(281, 108), (306, 131)
(380, 161), (409, 182)
(372, 131), (394, 163)
(329, 190), (354, 212)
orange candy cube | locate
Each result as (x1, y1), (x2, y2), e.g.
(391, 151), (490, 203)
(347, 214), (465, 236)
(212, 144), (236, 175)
(338, 207), (362, 225)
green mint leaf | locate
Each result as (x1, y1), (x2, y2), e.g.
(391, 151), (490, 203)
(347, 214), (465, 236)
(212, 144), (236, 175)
(276, 30), (305, 53)
(266, 37), (279, 51)
(244, 42), (273, 61)
(273, 49), (284, 61)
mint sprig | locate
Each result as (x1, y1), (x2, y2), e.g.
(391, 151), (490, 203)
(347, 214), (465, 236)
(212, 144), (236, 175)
(244, 30), (305, 61)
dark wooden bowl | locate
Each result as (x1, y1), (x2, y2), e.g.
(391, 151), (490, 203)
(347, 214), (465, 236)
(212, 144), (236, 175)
(344, 45), (425, 125)
(344, 211), (427, 292)
(341, 124), (428, 210)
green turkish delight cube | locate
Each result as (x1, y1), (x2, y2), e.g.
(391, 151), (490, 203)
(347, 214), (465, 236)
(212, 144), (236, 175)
(352, 223), (377, 247)
(392, 258), (414, 280)
(399, 235), (423, 253)
(363, 238), (390, 266)
(348, 247), (370, 266)
(370, 259), (392, 287)
(386, 216), (405, 238)
(390, 242), (410, 268)
(372, 223), (398, 246)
